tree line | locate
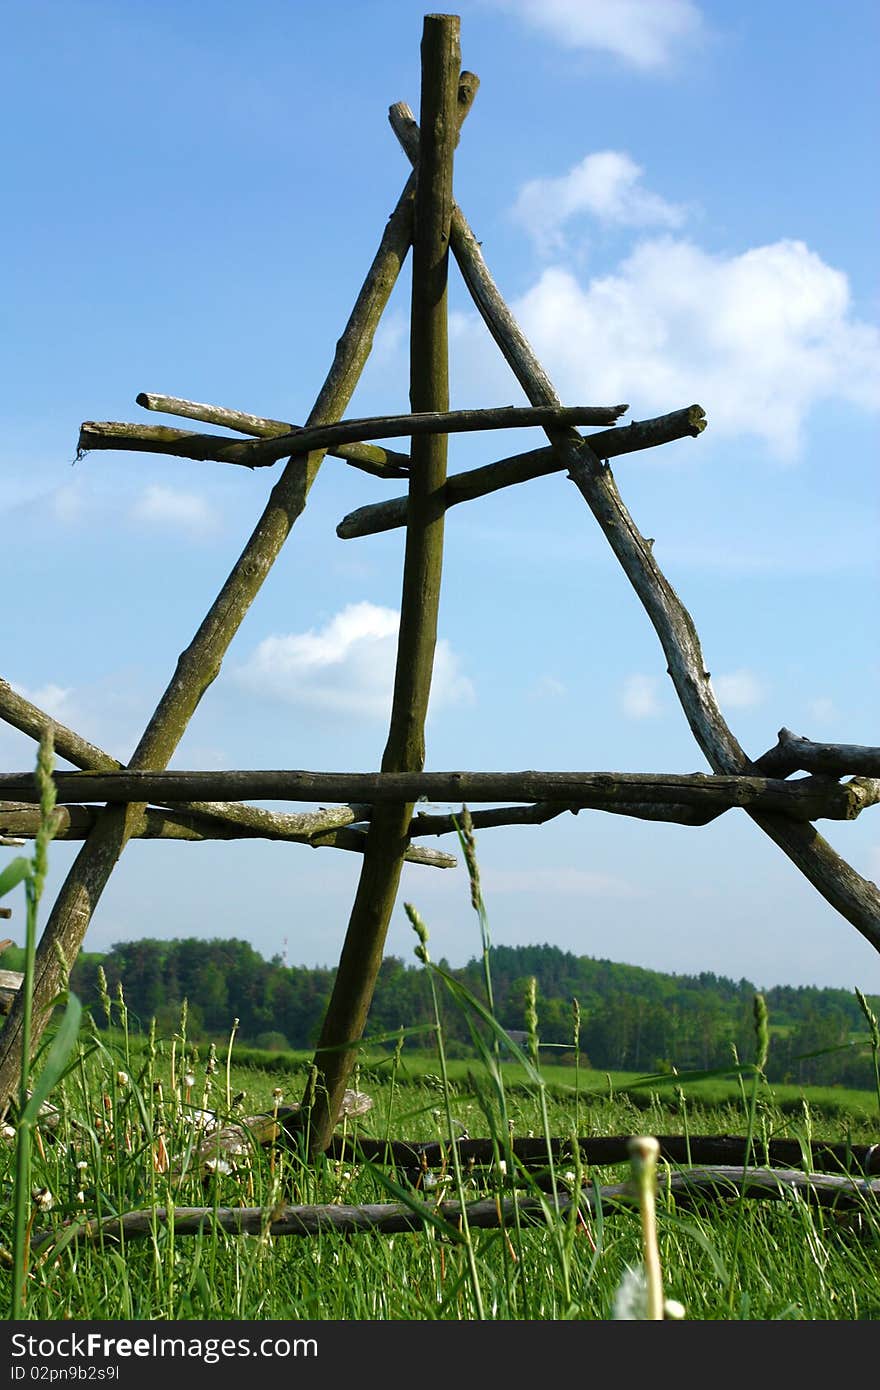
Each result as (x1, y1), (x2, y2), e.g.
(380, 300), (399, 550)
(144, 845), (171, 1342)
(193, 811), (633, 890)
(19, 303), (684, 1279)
(3, 936), (877, 1089)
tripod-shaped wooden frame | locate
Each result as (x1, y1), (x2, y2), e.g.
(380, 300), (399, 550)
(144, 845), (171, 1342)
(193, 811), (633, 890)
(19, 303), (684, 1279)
(2, 15), (878, 1154)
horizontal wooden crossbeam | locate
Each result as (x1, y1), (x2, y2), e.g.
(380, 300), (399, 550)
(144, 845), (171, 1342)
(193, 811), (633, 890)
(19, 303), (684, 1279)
(337, 405), (706, 538)
(1, 768), (878, 823)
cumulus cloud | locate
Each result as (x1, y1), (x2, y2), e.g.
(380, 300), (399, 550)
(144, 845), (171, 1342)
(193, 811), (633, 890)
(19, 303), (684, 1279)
(232, 601), (474, 721)
(131, 485), (218, 536)
(513, 151), (688, 253)
(711, 669), (764, 709)
(622, 673), (663, 719)
(508, 237), (880, 458)
(13, 681), (76, 723)
(488, 0), (704, 71)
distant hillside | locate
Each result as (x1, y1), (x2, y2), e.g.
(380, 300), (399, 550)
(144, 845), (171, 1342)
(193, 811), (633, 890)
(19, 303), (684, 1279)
(3, 937), (877, 1088)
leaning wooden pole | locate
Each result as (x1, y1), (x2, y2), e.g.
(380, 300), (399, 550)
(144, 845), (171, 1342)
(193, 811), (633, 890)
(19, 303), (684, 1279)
(0, 72), (479, 1116)
(303, 14), (461, 1156)
(390, 105), (880, 957)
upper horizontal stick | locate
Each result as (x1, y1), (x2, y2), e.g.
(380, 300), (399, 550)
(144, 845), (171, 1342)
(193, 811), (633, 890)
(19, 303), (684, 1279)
(77, 419), (412, 481)
(338, 405), (706, 539)
(1, 768), (877, 822)
(78, 404), (628, 474)
(135, 391), (413, 475)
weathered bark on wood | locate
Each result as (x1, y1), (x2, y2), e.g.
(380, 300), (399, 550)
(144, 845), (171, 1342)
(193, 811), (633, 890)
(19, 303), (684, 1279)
(755, 728), (880, 779)
(78, 420), (411, 480)
(32, 1167), (879, 1250)
(337, 406), (706, 539)
(4, 768), (877, 823)
(326, 1132), (880, 1176)
(0, 680), (450, 864)
(304, 15), (462, 1158)
(134, 392), (412, 474)
(0, 83), (482, 1119)
(0, 969), (22, 1013)
(232, 402), (628, 468)
(410, 799), (719, 833)
(80, 404), (629, 475)
(390, 104), (880, 956)
(0, 803), (454, 867)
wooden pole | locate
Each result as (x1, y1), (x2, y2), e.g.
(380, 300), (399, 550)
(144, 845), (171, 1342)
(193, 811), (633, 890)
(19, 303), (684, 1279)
(302, 14), (461, 1156)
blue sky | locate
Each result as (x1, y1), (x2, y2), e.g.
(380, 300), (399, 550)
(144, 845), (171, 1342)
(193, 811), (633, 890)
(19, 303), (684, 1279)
(2, 0), (878, 993)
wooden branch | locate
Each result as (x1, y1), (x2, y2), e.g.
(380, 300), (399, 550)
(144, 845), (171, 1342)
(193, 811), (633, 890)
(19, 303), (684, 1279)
(134, 391), (413, 474)
(389, 104), (880, 956)
(305, 14), (463, 1158)
(231, 402), (628, 468)
(0, 80), (477, 1118)
(755, 727), (880, 779)
(327, 1133), (880, 1177)
(33, 1166), (880, 1250)
(3, 768), (877, 823)
(0, 803), (454, 868)
(81, 404), (630, 478)
(78, 419), (412, 482)
(0, 680), (450, 865)
(337, 406), (706, 539)
(409, 799), (716, 834)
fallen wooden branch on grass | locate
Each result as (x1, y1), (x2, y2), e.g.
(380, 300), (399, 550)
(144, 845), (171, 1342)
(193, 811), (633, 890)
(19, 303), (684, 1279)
(32, 1166), (880, 1251)
(325, 1132), (880, 1176)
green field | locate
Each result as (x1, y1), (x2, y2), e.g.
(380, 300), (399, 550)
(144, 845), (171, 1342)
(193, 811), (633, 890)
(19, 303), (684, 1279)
(2, 1009), (878, 1323)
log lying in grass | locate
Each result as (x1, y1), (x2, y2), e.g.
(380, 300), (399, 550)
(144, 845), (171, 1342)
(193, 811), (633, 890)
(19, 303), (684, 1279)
(31, 1166), (880, 1250)
(325, 1133), (880, 1176)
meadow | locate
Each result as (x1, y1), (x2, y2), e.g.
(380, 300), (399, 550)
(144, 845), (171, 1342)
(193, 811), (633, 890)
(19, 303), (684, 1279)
(1, 742), (879, 1322)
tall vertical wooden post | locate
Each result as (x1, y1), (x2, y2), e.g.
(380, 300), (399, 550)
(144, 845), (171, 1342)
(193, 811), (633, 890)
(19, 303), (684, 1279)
(303, 13), (461, 1156)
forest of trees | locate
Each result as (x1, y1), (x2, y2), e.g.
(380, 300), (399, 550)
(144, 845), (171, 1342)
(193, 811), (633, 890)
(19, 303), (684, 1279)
(4, 937), (877, 1089)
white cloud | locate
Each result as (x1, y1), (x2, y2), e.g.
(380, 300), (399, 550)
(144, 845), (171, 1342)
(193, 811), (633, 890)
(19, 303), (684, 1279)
(481, 865), (647, 899)
(622, 673), (663, 719)
(509, 237), (880, 458)
(489, 0), (704, 71)
(711, 669), (764, 709)
(15, 682), (75, 722)
(131, 485), (218, 536)
(232, 601), (475, 722)
(513, 151), (688, 252)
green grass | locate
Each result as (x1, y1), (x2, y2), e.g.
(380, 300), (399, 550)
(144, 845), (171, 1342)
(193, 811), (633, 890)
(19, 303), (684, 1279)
(1, 1016), (878, 1321)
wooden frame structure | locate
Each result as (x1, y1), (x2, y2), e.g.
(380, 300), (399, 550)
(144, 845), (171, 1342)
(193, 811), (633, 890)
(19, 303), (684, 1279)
(1, 15), (879, 1157)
